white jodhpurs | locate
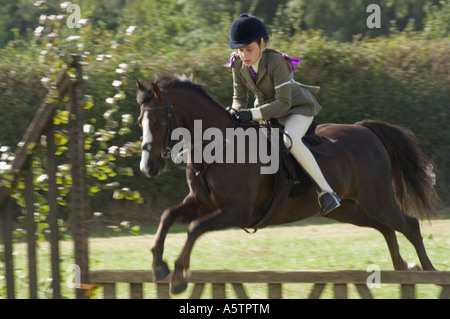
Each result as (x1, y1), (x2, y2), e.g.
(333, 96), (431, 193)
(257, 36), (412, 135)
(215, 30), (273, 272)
(279, 114), (334, 193)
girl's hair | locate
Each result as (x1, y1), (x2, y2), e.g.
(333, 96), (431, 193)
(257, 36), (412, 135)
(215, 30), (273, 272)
(258, 38), (293, 74)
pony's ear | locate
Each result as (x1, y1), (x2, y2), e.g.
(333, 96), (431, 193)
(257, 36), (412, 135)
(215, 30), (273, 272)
(150, 82), (164, 101)
(136, 80), (147, 92)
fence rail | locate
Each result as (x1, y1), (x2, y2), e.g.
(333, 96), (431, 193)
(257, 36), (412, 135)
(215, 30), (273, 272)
(89, 270), (450, 299)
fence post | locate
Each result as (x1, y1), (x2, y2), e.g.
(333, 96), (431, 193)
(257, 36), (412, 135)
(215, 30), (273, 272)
(45, 121), (61, 299)
(24, 164), (38, 299)
(67, 55), (90, 299)
(1, 198), (15, 298)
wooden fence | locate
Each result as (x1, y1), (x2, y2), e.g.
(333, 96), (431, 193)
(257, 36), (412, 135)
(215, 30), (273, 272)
(0, 55), (89, 299)
(89, 270), (450, 299)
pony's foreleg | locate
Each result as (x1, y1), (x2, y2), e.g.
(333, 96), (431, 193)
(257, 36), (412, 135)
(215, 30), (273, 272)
(170, 205), (250, 294)
(151, 196), (204, 281)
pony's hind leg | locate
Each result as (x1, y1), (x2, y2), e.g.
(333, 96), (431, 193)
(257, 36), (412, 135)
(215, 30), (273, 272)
(327, 201), (410, 270)
(398, 213), (435, 271)
(377, 206), (435, 270)
(357, 196), (436, 271)
(378, 208), (435, 270)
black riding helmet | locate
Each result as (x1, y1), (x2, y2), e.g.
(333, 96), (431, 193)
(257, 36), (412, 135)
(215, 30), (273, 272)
(229, 13), (269, 49)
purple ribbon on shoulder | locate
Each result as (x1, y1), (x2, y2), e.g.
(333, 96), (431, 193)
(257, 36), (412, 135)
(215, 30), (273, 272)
(228, 52), (237, 68)
(280, 52), (302, 72)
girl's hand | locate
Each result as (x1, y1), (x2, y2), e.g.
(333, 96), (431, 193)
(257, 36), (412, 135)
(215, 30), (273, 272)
(235, 110), (253, 123)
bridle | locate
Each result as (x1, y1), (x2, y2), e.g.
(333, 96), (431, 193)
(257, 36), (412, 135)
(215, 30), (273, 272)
(140, 91), (179, 159)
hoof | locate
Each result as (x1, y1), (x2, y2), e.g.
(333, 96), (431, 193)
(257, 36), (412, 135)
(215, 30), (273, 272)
(153, 262), (170, 281)
(407, 262), (422, 271)
(170, 281), (188, 295)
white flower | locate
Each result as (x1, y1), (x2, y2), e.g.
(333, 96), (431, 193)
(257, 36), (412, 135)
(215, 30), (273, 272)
(39, 14), (47, 24)
(34, 26), (45, 37)
(114, 93), (124, 100)
(60, 2), (71, 10)
(65, 35), (81, 42)
(126, 26), (136, 36)
(122, 114), (133, 125)
(83, 124), (94, 134)
(41, 77), (52, 85)
(79, 19), (88, 27)
(0, 161), (12, 172)
(112, 80), (122, 87)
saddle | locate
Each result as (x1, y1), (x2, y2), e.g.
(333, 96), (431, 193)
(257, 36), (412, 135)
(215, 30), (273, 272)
(283, 120), (321, 185)
(271, 119), (323, 196)
(245, 121), (324, 231)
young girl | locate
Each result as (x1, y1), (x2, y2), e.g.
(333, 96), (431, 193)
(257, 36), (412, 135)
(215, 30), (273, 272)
(228, 13), (341, 215)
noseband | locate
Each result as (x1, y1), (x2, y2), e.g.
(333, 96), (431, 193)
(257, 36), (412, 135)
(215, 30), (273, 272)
(140, 91), (179, 159)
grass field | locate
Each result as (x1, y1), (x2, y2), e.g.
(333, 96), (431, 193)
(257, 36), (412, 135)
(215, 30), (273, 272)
(2, 215), (448, 299)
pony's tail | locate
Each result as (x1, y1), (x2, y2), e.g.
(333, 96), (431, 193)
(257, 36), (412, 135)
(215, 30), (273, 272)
(356, 120), (441, 220)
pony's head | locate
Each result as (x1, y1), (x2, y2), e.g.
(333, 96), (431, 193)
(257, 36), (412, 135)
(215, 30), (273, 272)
(136, 80), (172, 177)
(136, 75), (230, 177)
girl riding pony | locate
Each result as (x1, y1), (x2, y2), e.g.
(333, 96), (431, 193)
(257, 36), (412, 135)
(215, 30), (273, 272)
(228, 13), (341, 215)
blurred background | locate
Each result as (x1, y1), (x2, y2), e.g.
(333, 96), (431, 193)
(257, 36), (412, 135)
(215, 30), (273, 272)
(0, 0), (448, 233)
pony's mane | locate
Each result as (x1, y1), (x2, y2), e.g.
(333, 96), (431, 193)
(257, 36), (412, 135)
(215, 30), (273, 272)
(155, 74), (224, 109)
(155, 74), (203, 94)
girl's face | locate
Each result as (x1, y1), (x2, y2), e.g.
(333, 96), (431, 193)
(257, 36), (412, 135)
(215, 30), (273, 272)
(237, 41), (264, 67)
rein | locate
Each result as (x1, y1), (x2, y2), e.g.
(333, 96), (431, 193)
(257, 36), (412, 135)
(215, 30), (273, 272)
(227, 107), (294, 152)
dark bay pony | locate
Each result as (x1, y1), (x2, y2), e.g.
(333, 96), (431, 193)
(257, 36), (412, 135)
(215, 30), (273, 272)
(136, 75), (440, 294)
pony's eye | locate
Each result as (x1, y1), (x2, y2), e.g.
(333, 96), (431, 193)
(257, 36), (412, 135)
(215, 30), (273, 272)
(154, 122), (165, 130)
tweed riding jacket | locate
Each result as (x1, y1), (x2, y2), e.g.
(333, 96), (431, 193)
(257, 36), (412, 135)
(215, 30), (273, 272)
(231, 51), (322, 120)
